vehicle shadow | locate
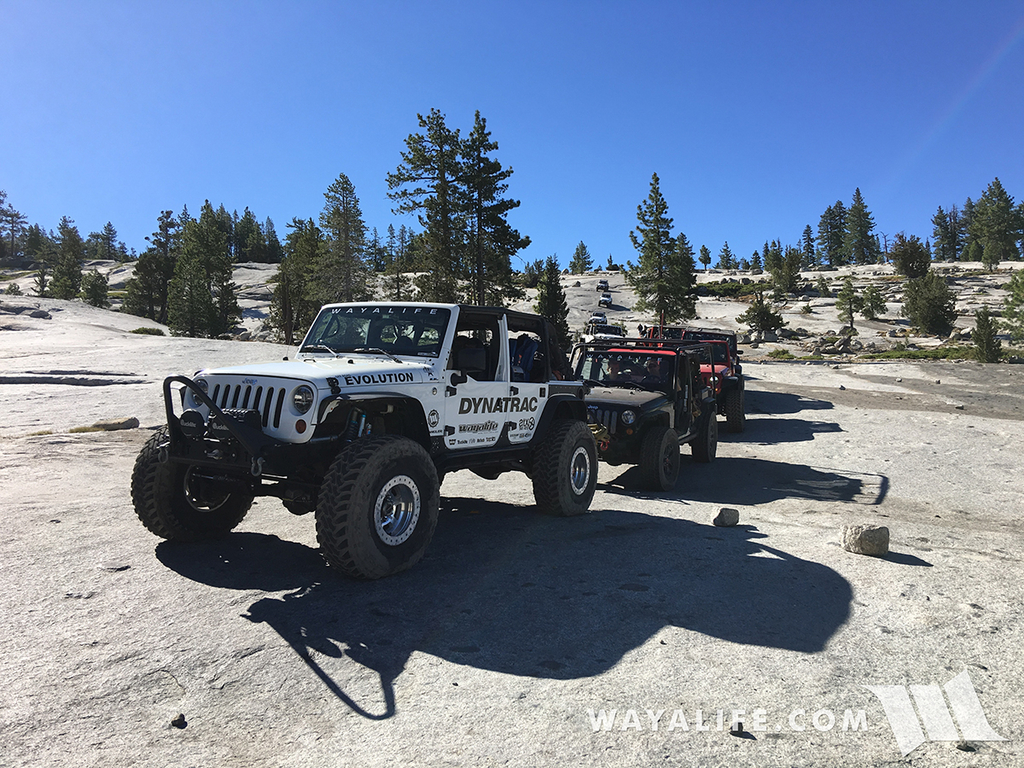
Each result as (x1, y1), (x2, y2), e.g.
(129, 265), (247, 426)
(156, 502), (852, 720)
(604, 456), (888, 506)
(746, 390), (834, 415)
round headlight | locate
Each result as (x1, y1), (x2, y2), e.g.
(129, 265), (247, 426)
(191, 378), (208, 407)
(621, 410), (636, 425)
(293, 385), (315, 414)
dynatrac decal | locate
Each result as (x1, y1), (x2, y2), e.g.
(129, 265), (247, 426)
(343, 372), (415, 385)
(458, 396), (538, 414)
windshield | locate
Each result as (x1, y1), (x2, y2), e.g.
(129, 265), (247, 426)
(301, 305), (451, 357)
(576, 349), (674, 390)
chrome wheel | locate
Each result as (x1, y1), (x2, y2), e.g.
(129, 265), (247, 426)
(374, 475), (421, 546)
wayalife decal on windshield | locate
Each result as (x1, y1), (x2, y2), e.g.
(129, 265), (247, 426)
(458, 396), (539, 415)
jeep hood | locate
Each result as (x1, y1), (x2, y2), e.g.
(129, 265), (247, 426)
(585, 387), (667, 409)
(200, 356), (434, 387)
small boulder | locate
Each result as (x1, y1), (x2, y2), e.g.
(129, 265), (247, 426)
(713, 507), (739, 527)
(29, 309), (51, 319)
(92, 417), (140, 431)
(841, 524), (889, 556)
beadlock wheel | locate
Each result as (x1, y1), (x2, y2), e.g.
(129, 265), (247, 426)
(374, 475), (421, 545)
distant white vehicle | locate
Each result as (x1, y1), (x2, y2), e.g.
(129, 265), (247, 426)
(598, 292), (612, 308)
(581, 322), (624, 342)
(595, 279), (609, 292)
(589, 311), (607, 324)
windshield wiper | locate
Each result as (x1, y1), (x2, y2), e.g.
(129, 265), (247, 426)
(351, 347), (404, 364)
(299, 343), (338, 354)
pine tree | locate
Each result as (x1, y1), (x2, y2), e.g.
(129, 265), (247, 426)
(626, 173), (695, 323)
(123, 210), (182, 322)
(801, 224), (816, 268)
(388, 109), (465, 303)
(860, 285), (887, 320)
(844, 188), (879, 265)
(0, 194), (28, 263)
(902, 271), (957, 336)
(1001, 269), (1024, 343)
(534, 255), (570, 347)
(699, 245), (711, 271)
(270, 218), (322, 345)
(460, 111), (528, 305)
(234, 207), (267, 263)
(51, 217), (84, 299)
(750, 250), (762, 272)
(318, 172), (369, 303)
(931, 206), (955, 262)
(890, 232), (930, 278)
(972, 177), (1021, 270)
(264, 217), (284, 263)
(835, 277), (862, 333)
(167, 201), (238, 337)
(717, 241), (736, 270)
(570, 241), (594, 274)
(80, 269), (110, 308)
(736, 288), (785, 334)
(817, 201), (847, 266)
(972, 307), (1001, 363)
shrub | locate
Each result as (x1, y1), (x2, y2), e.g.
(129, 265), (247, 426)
(129, 326), (166, 336)
(736, 289), (786, 334)
(972, 307), (1002, 363)
(901, 271), (957, 336)
(5, 282), (22, 296)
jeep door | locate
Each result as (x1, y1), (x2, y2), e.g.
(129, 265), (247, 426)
(443, 310), (509, 450)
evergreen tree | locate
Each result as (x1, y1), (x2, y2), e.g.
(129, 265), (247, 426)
(717, 241), (736, 270)
(817, 201), (847, 266)
(123, 210), (182, 322)
(521, 258), (544, 289)
(972, 307), (1001, 363)
(388, 108), (465, 303)
(1001, 269), (1024, 343)
(234, 207), (266, 263)
(931, 206), (955, 262)
(902, 271), (957, 336)
(80, 269), (110, 308)
(570, 241), (594, 274)
(961, 198), (982, 261)
(835, 277), (862, 333)
(383, 224), (415, 301)
(972, 177), (1021, 270)
(0, 193), (28, 263)
(270, 217), (322, 345)
(460, 110), (528, 305)
(264, 217), (284, 263)
(750, 250), (762, 272)
(318, 172), (369, 303)
(736, 288), (785, 334)
(890, 232), (931, 278)
(626, 173), (695, 322)
(366, 228), (386, 272)
(801, 224), (816, 269)
(844, 188), (879, 265)
(167, 201), (239, 337)
(764, 240), (801, 294)
(815, 275), (831, 298)
(861, 284), (887, 320)
(51, 217), (84, 299)
(699, 245), (711, 271)
(534, 255), (570, 348)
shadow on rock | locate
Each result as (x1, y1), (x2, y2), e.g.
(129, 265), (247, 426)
(605, 456), (888, 507)
(157, 502), (852, 719)
(739, 415), (843, 444)
(747, 390), (834, 415)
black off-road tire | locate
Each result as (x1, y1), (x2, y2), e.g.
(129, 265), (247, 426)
(725, 387), (745, 433)
(130, 428), (252, 541)
(531, 419), (597, 516)
(639, 425), (680, 491)
(315, 435), (440, 580)
(691, 411), (718, 463)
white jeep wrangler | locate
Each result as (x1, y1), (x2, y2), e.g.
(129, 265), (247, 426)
(131, 303), (597, 579)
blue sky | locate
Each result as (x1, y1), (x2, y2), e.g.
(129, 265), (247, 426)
(3, 1), (1023, 269)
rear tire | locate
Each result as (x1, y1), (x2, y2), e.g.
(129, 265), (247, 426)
(725, 387), (745, 433)
(691, 411), (718, 463)
(316, 436), (439, 579)
(640, 425), (680, 491)
(532, 419), (597, 516)
(131, 428), (252, 541)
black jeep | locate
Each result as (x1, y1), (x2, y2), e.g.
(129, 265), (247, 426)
(572, 338), (718, 491)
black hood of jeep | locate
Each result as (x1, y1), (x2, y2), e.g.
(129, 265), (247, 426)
(585, 386), (668, 411)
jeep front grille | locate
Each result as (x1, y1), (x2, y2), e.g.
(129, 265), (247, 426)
(590, 408), (618, 434)
(209, 382), (288, 429)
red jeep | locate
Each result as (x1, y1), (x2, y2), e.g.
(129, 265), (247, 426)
(641, 325), (745, 432)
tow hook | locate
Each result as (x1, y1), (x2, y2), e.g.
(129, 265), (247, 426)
(251, 457), (264, 477)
